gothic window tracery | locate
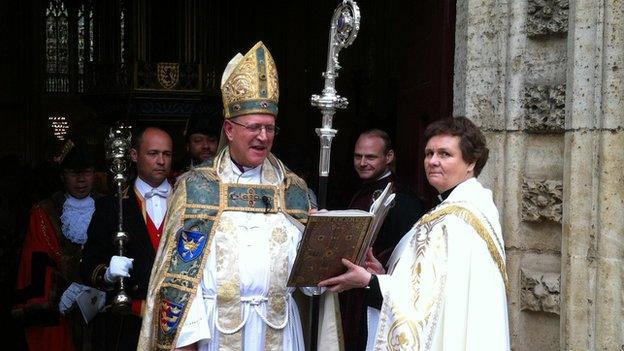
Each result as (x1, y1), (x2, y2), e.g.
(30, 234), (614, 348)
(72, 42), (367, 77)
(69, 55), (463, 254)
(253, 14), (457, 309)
(45, 0), (69, 92)
(45, 0), (94, 93)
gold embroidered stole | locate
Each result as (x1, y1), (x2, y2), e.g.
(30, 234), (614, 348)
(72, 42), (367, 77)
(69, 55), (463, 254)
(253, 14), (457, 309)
(417, 204), (508, 289)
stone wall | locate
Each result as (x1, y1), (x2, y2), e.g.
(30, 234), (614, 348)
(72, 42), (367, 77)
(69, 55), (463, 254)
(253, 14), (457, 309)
(454, 0), (624, 349)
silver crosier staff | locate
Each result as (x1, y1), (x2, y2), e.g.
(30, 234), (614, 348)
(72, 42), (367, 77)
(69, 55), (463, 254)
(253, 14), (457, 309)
(309, 1), (360, 350)
(104, 122), (133, 315)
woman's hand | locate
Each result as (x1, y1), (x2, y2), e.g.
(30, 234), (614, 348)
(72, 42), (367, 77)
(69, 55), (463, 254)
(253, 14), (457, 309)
(364, 248), (385, 274)
(317, 259), (371, 293)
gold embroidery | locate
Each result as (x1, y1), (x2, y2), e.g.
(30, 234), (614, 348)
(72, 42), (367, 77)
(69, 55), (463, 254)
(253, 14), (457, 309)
(140, 147), (310, 350)
(221, 42), (279, 119)
(376, 204), (506, 350)
(222, 55), (257, 106)
(419, 204), (509, 290)
(217, 281), (238, 303)
(387, 317), (419, 351)
(264, 224), (289, 350)
(215, 214), (242, 349)
(151, 178), (221, 350)
(37, 208), (62, 259)
(182, 214), (217, 221)
(185, 203), (219, 209)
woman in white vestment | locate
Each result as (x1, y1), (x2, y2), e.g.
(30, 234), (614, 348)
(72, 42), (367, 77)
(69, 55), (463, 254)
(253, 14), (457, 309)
(319, 116), (510, 351)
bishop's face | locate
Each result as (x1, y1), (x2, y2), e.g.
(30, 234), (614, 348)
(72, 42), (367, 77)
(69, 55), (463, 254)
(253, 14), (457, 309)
(224, 114), (276, 167)
(424, 134), (475, 193)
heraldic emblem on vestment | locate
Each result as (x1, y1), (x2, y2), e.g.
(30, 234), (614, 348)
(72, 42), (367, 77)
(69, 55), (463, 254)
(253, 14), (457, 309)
(159, 298), (184, 335)
(157, 62), (180, 89)
(176, 229), (207, 262)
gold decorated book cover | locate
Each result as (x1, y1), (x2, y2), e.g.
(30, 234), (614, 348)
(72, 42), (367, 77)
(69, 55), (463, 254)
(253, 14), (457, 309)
(287, 211), (373, 287)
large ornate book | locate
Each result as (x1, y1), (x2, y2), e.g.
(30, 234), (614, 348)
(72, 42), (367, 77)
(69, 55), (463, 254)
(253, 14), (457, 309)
(287, 183), (395, 287)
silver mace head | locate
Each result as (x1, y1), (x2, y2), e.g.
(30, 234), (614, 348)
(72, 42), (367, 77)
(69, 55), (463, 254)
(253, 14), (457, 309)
(105, 122), (132, 183)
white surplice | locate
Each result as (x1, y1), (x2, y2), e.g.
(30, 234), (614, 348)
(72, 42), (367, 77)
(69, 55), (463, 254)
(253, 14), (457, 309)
(367, 177), (510, 351)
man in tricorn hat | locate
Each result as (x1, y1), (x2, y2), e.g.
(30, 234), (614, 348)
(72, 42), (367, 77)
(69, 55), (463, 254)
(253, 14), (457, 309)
(13, 139), (99, 351)
(139, 41), (339, 350)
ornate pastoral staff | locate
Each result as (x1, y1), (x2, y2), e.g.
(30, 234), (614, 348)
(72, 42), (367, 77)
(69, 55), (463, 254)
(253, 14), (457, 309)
(311, 0), (360, 207)
(105, 122), (133, 315)
(309, 1), (360, 350)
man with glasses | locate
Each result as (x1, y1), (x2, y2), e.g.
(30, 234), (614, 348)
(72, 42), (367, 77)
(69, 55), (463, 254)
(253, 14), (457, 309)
(139, 42), (336, 351)
(13, 139), (98, 351)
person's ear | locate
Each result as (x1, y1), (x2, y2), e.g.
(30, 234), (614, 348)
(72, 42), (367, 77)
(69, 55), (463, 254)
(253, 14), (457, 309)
(467, 162), (476, 174)
(130, 148), (138, 162)
(223, 120), (235, 142)
(385, 149), (395, 165)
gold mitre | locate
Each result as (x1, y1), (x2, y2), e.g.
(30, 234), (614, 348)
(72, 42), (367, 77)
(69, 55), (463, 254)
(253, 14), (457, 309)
(220, 41), (279, 119)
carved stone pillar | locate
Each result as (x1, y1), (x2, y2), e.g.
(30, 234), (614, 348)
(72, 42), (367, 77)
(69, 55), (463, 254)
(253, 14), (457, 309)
(455, 0), (624, 350)
(561, 1), (624, 349)
(454, 0), (567, 350)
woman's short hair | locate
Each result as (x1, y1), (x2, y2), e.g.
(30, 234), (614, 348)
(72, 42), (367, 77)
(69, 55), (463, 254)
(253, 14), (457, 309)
(423, 117), (489, 177)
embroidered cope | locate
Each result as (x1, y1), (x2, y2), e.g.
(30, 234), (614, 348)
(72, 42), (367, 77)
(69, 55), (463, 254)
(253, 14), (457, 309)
(367, 178), (510, 351)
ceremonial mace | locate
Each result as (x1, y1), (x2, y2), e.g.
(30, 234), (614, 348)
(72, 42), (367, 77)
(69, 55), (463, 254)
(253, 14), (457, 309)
(309, 1), (360, 350)
(105, 122), (133, 315)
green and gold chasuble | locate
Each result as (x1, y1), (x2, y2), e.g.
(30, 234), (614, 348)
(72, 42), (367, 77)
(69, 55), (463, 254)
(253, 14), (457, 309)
(137, 148), (310, 350)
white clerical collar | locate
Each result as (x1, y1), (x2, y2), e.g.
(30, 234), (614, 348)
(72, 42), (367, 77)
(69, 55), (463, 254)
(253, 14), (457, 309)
(230, 159), (263, 182)
(444, 177), (478, 202)
(374, 170), (392, 182)
(135, 177), (171, 198)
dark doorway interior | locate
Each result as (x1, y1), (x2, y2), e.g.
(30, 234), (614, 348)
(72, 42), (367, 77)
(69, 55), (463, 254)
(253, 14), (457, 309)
(1, 0), (455, 207)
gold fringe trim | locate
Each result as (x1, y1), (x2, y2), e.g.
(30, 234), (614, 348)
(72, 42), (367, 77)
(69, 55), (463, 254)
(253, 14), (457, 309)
(419, 205), (509, 290)
(285, 171), (308, 191)
(160, 282), (196, 293)
(185, 203), (220, 209)
(195, 167), (221, 182)
(182, 213), (218, 221)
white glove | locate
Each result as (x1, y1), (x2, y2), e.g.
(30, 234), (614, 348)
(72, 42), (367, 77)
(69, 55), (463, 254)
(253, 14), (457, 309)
(104, 255), (134, 283)
(59, 282), (90, 314)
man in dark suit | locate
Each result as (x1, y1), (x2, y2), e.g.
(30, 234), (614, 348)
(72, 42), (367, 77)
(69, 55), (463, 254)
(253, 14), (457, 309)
(80, 126), (173, 351)
(341, 129), (427, 351)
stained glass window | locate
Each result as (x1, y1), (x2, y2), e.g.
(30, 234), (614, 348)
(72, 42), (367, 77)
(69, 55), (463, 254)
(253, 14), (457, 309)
(45, 0), (69, 92)
(89, 7), (94, 62)
(78, 4), (85, 91)
(77, 2), (94, 92)
(120, 0), (126, 63)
